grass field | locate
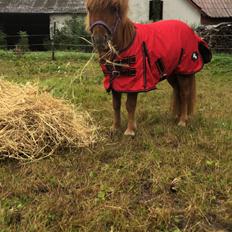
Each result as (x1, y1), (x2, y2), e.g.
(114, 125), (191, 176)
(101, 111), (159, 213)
(0, 51), (231, 232)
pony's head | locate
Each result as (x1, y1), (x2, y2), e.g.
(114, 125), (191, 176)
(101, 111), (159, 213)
(85, 0), (129, 54)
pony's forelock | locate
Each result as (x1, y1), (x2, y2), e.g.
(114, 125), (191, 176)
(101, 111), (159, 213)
(85, 0), (129, 19)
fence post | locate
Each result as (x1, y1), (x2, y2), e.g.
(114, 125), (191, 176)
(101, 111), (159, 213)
(51, 22), (56, 61)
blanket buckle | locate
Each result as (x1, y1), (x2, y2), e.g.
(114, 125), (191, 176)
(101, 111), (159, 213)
(112, 70), (120, 77)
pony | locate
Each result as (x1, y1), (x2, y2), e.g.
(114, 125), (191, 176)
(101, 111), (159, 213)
(85, 0), (212, 136)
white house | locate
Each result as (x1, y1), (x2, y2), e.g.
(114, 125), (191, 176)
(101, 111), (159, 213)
(129, 0), (150, 23)
(128, 0), (200, 25)
(162, 0), (232, 25)
(162, 0), (201, 25)
(129, 0), (232, 26)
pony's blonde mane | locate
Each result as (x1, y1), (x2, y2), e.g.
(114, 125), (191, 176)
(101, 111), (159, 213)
(85, 0), (129, 19)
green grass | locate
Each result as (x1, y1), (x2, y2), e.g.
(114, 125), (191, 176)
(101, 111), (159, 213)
(0, 51), (231, 232)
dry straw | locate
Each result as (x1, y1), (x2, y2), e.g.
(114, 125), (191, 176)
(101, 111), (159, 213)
(0, 79), (98, 162)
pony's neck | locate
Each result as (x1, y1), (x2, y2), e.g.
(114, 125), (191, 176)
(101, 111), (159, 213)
(113, 18), (135, 52)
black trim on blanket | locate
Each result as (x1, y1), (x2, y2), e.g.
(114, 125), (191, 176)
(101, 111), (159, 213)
(156, 59), (165, 74)
(142, 42), (151, 68)
(142, 41), (150, 90)
(198, 42), (212, 64)
(103, 68), (136, 77)
(178, 48), (184, 65)
(156, 58), (167, 81)
(108, 87), (157, 93)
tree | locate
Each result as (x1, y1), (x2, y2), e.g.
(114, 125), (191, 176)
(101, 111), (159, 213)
(54, 16), (91, 51)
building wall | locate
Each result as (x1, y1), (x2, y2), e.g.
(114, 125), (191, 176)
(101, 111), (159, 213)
(162, 0), (201, 26)
(50, 14), (73, 38)
(128, 0), (150, 23)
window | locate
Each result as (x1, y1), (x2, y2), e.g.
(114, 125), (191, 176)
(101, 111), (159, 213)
(149, 0), (163, 21)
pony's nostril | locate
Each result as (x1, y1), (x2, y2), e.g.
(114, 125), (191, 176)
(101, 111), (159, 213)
(92, 35), (108, 49)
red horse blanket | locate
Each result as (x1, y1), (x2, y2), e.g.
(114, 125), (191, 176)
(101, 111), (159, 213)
(101, 20), (211, 92)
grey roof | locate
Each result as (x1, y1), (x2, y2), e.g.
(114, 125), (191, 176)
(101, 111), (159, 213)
(0, 0), (86, 14)
(190, 0), (232, 18)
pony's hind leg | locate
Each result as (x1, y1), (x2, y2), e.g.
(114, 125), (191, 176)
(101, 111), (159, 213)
(187, 74), (196, 117)
(177, 74), (195, 127)
(167, 75), (181, 119)
(112, 91), (122, 131)
(124, 92), (138, 136)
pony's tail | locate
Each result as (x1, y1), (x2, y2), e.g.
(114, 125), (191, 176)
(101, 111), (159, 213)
(188, 75), (196, 116)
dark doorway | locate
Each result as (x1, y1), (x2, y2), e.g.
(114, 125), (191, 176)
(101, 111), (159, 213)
(0, 13), (49, 50)
(149, 0), (163, 21)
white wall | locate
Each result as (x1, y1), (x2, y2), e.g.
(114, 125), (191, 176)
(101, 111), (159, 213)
(50, 14), (73, 39)
(163, 0), (201, 26)
(128, 0), (150, 23)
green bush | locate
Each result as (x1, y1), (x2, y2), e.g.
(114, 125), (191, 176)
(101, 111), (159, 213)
(17, 31), (29, 51)
(43, 36), (51, 50)
(53, 16), (92, 52)
(0, 31), (7, 49)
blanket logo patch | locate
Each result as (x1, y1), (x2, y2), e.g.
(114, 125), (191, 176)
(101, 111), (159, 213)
(192, 52), (199, 61)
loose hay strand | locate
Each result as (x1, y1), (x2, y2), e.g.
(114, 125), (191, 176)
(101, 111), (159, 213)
(70, 38), (121, 87)
(0, 79), (99, 162)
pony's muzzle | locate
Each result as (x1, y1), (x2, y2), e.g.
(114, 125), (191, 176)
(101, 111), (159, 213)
(91, 33), (109, 51)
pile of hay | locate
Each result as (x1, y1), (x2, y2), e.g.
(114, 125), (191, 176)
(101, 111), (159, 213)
(0, 79), (98, 162)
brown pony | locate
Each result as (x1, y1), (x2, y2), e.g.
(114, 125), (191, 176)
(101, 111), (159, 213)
(85, 0), (211, 136)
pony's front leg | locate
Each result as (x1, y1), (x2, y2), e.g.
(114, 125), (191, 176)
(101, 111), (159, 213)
(124, 93), (138, 136)
(112, 91), (122, 131)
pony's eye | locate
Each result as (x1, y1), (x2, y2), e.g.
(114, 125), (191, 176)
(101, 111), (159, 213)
(110, 6), (117, 12)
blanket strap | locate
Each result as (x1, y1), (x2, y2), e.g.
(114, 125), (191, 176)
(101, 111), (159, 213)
(115, 56), (136, 65)
(103, 68), (136, 77)
(102, 55), (136, 92)
(156, 58), (167, 81)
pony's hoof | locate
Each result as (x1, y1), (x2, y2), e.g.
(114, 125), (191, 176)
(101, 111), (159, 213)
(124, 129), (136, 137)
(110, 127), (120, 136)
(178, 121), (186, 127)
